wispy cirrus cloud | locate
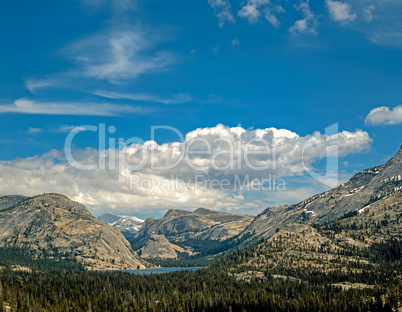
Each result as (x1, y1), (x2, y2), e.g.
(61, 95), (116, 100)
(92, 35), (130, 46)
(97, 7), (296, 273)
(25, 25), (177, 93)
(66, 28), (176, 83)
(25, 125), (89, 134)
(208, 0), (235, 28)
(0, 98), (152, 116)
(25, 78), (61, 94)
(232, 38), (240, 46)
(80, 0), (138, 14)
(55, 125), (87, 133)
(367, 28), (402, 48)
(93, 90), (193, 105)
(348, 1), (402, 48)
(27, 127), (43, 134)
(288, 0), (318, 35)
(237, 0), (285, 27)
(362, 5), (375, 23)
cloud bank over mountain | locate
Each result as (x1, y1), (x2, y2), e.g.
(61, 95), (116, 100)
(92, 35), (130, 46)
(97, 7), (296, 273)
(0, 124), (371, 216)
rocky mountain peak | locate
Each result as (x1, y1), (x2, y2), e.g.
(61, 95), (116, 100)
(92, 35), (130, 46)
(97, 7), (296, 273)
(163, 209), (192, 218)
(0, 193), (149, 270)
(145, 216), (156, 223)
(193, 207), (219, 215)
(98, 213), (121, 224)
(363, 146), (402, 193)
(20, 193), (93, 217)
(133, 206), (254, 257)
(387, 144), (402, 164)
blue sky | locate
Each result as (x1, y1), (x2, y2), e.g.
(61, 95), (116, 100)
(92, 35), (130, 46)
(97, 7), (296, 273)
(0, 0), (401, 217)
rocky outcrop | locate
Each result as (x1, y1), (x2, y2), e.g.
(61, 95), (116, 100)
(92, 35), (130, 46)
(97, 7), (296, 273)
(139, 235), (192, 260)
(0, 195), (27, 211)
(135, 208), (253, 243)
(132, 207), (253, 258)
(0, 194), (150, 270)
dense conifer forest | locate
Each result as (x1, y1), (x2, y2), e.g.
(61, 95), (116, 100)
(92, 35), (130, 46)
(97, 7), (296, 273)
(0, 263), (401, 312)
(0, 234), (401, 312)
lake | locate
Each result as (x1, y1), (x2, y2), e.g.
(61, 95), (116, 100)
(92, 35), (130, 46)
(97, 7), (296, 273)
(126, 267), (201, 275)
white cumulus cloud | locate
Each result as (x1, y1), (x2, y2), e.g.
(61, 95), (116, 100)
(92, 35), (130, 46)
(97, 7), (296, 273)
(365, 105), (402, 126)
(326, 0), (357, 25)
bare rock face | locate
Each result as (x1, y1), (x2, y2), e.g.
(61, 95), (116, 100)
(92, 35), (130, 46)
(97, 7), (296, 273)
(135, 208), (253, 243)
(132, 208), (253, 258)
(140, 235), (191, 260)
(0, 195), (27, 211)
(241, 145), (402, 241)
(0, 194), (149, 270)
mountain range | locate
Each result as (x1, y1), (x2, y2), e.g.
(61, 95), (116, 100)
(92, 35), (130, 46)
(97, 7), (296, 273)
(132, 208), (253, 260)
(0, 145), (400, 269)
(128, 145), (402, 262)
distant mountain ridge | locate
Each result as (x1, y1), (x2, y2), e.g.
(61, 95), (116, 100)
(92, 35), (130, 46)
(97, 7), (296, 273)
(97, 213), (121, 224)
(0, 194), (149, 270)
(136, 207), (252, 241)
(98, 213), (144, 237)
(132, 207), (253, 259)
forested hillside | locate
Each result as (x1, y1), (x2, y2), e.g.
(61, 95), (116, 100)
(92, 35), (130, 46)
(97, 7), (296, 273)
(1, 197), (401, 312)
(0, 236), (400, 312)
